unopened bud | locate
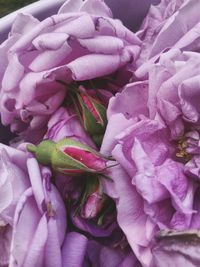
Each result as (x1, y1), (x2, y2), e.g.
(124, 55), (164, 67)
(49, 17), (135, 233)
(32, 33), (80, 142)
(27, 138), (107, 175)
(73, 88), (107, 146)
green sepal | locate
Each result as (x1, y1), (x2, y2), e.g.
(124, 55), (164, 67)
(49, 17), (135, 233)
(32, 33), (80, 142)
(27, 140), (55, 166)
(27, 138), (108, 175)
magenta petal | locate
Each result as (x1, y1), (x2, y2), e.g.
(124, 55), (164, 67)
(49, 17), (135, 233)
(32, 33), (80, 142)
(63, 146), (106, 171)
(62, 232), (88, 267)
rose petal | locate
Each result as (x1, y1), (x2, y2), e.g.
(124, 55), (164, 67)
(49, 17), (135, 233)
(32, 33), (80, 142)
(29, 42), (72, 72)
(11, 13), (39, 36)
(44, 218), (62, 267)
(33, 32), (69, 51)
(59, 0), (112, 17)
(27, 158), (44, 213)
(101, 114), (136, 157)
(78, 36), (124, 54)
(107, 81), (149, 119)
(68, 52), (130, 80)
(23, 214), (48, 267)
(107, 164), (154, 266)
(62, 232), (88, 267)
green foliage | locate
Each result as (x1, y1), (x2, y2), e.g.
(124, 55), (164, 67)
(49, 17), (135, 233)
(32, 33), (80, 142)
(0, 0), (36, 17)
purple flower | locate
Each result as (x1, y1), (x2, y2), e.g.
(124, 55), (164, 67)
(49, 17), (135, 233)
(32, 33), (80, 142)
(0, 144), (66, 267)
(136, 48), (200, 181)
(136, 0), (200, 67)
(101, 79), (200, 266)
(122, 4), (200, 261)
(0, 0), (141, 140)
(136, 0), (185, 65)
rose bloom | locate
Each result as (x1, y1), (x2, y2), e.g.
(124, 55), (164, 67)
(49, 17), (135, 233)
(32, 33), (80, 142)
(0, 0), (141, 143)
(136, 0), (200, 69)
(101, 76), (200, 266)
(0, 144), (66, 267)
(99, 1), (200, 264)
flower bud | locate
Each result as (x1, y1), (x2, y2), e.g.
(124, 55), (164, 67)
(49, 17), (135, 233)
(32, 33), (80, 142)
(73, 88), (107, 145)
(27, 138), (107, 175)
(81, 179), (105, 219)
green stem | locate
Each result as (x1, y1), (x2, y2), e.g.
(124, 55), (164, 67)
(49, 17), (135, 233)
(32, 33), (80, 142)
(27, 144), (37, 153)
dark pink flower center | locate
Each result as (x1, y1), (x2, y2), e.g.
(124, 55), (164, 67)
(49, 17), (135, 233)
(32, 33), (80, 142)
(81, 94), (103, 124)
(64, 146), (106, 171)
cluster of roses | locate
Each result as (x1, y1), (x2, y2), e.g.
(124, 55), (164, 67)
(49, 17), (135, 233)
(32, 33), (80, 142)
(1, 0), (200, 266)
